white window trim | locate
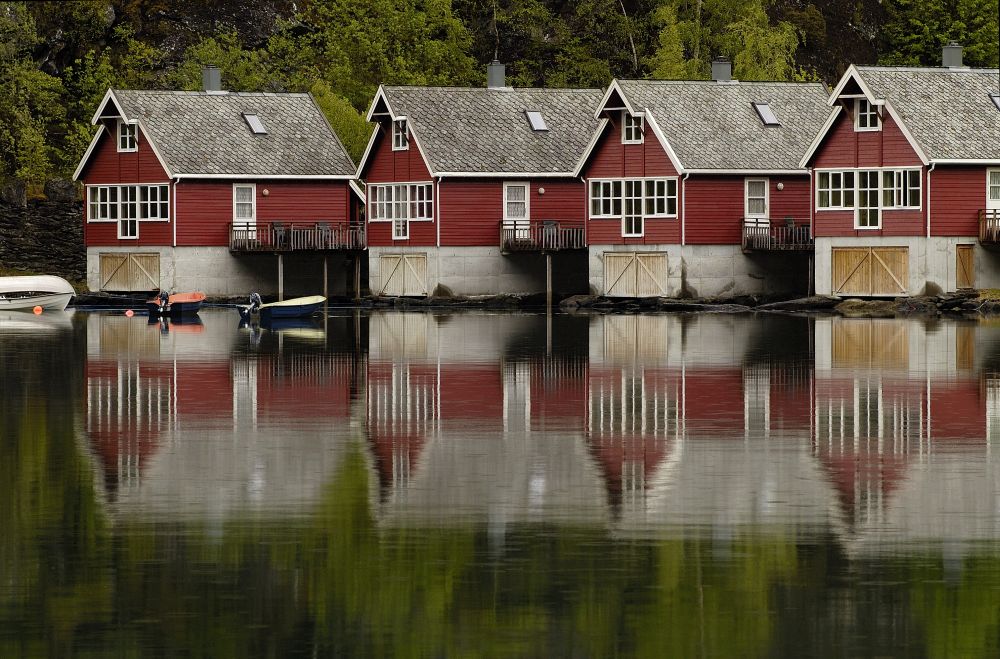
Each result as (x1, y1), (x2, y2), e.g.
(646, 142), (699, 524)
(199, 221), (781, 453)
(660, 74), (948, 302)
(815, 168), (921, 215)
(854, 98), (881, 132)
(744, 178), (769, 219)
(881, 168), (923, 210)
(622, 112), (644, 145)
(86, 183), (172, 224)
(139, 183), (172, 222)
(392, 218), (410, 240)
(855, 170), (881, 230)
(117, 120), (137, 152)
(503, 181), (531, 223)
(233, 183), (257, 225)
(588, 177), (678, 220)
(392, 119), (409, 151)
(987, 168), (1000, 210)
(622, 179), (644, 237)
(368, 182), (434, 223)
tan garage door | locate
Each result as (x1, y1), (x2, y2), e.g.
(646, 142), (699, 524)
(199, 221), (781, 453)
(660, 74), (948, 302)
(604, 252), (668, 297)
(99, 253), (160, 292)
(956, 245), (974, 290)
(379, 254), (428, 297)
(832, 247), (907, 297)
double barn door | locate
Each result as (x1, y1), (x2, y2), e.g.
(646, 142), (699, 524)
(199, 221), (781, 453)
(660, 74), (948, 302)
(604, 252), (668, 297)
(379, 254), (428, 297)
(832, 247), (907, 297)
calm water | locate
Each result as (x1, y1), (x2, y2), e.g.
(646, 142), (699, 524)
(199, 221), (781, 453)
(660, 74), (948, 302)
(3, 308), (1000, 657)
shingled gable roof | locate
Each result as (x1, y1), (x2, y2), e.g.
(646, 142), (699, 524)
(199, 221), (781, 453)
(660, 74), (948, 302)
(814, 65), (1000, 163)
(587, 79), (830, 173)
(74, 88), (356, 180)
(361, 85), (604, 176)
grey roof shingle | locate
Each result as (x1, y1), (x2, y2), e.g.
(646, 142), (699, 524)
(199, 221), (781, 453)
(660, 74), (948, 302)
(112, 90), (356, 177)
(380, 86), (604, 174)
(616, 79), (831, 171)
(854, 66), (1000, 161)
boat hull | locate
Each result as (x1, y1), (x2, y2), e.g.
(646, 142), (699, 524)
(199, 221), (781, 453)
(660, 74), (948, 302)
(0, 275), (75, 311)
(0, 292), (73, 311)
(239, 295), (326, 321)
(145, 292), (206, 317)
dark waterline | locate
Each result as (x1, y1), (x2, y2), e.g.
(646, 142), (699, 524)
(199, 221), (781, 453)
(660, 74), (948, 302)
(2, 308), (998, 657)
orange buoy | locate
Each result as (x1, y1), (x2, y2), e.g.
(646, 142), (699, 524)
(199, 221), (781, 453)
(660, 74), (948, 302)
(125, 309), (134, 317)
(32, 306), (42, 315)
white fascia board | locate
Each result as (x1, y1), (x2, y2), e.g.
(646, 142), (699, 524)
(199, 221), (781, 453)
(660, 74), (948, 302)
(882, 101), (930, 165)
(827, 65), (880, 106)
(355, 124), (382, 178)
(349, 179), (366, 201)
(136, 119), (174, 179)
(799, 106), (843, 168)
(593, 79), (636, 119)
(435, 171), (577, 178)
(931, 159), (1000, 165)
(71, 125), (106, 181)
(572, 117), (611, 177)
(405, 123), (438, 177)
(643, 111), (686, 174)
(365, 85), (395, 122)
(684, 169), (807, 175)
(91, 88), (126, 124)
(173, 174), (355, 180)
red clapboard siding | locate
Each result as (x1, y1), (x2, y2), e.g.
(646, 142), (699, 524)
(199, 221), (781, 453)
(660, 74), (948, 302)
(439, 179), (501, 246)
(364, 123), (433, 183)
(79, 125), (170, 184)
(685, 176), (744, 245)
(368, 217), (436, 247)
(931, 166), (986, 237)
(582, 119), (679, 179)
(531, 179), (587, 223)
(811, 112), (923, 169)
(770, 177), (812, 221)
(84, 214), (174, 247)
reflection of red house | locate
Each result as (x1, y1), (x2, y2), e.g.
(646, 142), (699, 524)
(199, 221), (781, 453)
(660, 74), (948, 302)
(684, 368), (744, 436)
(255, 354), (358, 421)
(768, 364), (814, 432)
(929, 377), (986, 442)
(527, 358), (588, 432)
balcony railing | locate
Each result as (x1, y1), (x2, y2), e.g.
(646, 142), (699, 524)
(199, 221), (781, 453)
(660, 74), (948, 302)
(979, 210), (1000, 244)
(742, 219), (814, 252)
(500, 220), (586, 252)
(230, 222), (365, 252)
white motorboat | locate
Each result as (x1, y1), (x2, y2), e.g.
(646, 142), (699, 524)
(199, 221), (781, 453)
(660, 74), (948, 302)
(0, 275), (75, 311)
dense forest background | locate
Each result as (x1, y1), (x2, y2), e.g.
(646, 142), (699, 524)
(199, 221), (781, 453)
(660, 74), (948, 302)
(2, 0), (998, 187)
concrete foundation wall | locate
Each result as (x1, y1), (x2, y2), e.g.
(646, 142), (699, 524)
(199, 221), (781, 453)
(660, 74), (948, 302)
(87, 247), (358, 297)
(368, 246), (589, 297)
(588, 244), (810, 298)
(814, 237), (1000, 297)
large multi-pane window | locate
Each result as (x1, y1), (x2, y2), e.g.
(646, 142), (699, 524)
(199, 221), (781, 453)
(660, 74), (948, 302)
(88, 184), (170, 239)
(589, 178), (677, 236)
(140, 185), (170, 219)
(816, 171), (856, 209)
(857, 170), (880, 228)
(817, 169), (920, 228)
(369, 182), (433, 240)
(881, 169), (921, 208)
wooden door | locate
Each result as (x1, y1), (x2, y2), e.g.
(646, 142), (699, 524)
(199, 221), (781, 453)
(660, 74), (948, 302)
(832, 247), (907, 297)
(99, 252), (160, 291)
(956, 244), (974, 290)
(379, 254), (428, 297)
(604, 252), (667, 297)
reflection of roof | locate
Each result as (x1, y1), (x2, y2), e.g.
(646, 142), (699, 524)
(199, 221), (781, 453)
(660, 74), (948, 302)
(377, 86), (603, 174)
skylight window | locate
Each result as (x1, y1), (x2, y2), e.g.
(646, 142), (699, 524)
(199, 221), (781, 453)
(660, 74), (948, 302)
(752, 102), (779, 126)
(525, 110), (548, 131)
(243, 113), (267, 135)
(991, 93), (1000, 112)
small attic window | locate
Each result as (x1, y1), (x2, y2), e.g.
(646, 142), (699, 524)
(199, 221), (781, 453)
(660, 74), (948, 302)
(525, 110), (548, 131)
(991, 93), (1000, 111)
(243, 113), (267, 135)
(752, 102), (779, 126)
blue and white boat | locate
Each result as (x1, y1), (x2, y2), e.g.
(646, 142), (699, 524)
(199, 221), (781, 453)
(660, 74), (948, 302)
(238, 293), (326, 321)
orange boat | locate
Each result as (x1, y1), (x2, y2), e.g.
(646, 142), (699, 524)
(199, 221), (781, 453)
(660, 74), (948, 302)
(146, 291), (206, 316)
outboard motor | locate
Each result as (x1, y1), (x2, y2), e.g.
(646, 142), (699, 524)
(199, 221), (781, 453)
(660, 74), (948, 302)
(240, 292), (263, 320)
(157, 291), (170, 314)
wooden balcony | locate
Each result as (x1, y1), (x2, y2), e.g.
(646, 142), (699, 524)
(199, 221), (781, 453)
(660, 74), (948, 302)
(742, 219), (814, 252)
(229, 222), (365, 253)
(979, 210), (1000, 245)
(500, 220), (586, 252)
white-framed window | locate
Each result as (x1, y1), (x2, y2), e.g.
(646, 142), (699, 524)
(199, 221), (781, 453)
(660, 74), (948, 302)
(117, 120), (137, 152)
(589, 178), (677, 221)
(856, 170), (880, 229)
(622, 112), (644, 144)
(409, 183), (433, 220)
(855, 98), (880, 131)
(816, 171), (856, 209)
(369, 182), (433, 240)
(118, 186), (138, 239)
(988, 169), (1000, 209)
(623, 179), (643, 237)
(233, 184), (256, 224)
(745, 178), (769, 218)
(140, 184), (170, 219)
(881, 169), (921, 209)
(393, 218), (409, 240)
(503, 182), (529, 221)
(88, 185), (119, 221)
(392, 119), (409, 151)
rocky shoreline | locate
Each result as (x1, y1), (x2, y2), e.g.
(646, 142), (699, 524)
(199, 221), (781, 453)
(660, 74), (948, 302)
(69, 289), (999, 317)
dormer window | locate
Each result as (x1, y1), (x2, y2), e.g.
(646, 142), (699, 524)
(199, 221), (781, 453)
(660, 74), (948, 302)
(392, 119), (409, 151)
(117, 120), (137, 152)
(855, 98), (880, 131)
(622, 112), (644, 144)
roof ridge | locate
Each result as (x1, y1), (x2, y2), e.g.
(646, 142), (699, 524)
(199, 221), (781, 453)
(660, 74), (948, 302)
(384, 85), (601, 93)
(858, 65), (1000, 74)
(619, 78), (825, 86)
(114, 89), (311, 97)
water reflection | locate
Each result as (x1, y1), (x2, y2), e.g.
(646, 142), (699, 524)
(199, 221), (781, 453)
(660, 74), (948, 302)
(8, 308), (1000, 655)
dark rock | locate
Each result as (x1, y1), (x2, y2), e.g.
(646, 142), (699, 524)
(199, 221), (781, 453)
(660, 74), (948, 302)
(0, 179), (26, 207)
(559, 294), (597, 309)
(756, 296), (840, 311)
(895, 297), (940, 315)
(43, 179), (77, 203)
(835, 299), (897, 317)
(701, 304), (753, 313)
